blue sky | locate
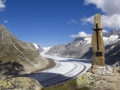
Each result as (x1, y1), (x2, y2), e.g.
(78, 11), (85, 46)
(0, 0), (120, 46)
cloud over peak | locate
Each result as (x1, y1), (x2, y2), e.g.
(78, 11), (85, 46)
(0, 0), (6, 11)
(102, 29), (108, 33)
(71, 30), (108, 39)
(71, 31), (91, 38)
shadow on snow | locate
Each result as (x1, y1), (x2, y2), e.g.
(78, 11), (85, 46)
(59, 59), (92, 64)
(26, 72), (71, 87)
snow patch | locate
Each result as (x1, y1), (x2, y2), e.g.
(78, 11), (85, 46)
(74, 37), (91, 46)
(109, 35), (119, 41)
(103, 37), (109, 42)
(103, 35), (119, 45)
(33, 43), (39, 49)
(74, 34), (119, 46)
(75, 41), (82, 47)
(84, 37), (91, 44)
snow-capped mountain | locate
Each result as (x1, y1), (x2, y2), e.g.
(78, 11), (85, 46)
(33, 43), (44, 53)
(46, 29), (120, 65)
(33, 43), (40, 49)
(103, 35), (119, 45)
(41, 47), (52, 55)
(46, 37), (92, 58)
(104, 29), (120, 37)
(73, 32), (119, 46)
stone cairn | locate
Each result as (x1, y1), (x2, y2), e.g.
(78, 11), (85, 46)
(91, 14), (114, 76)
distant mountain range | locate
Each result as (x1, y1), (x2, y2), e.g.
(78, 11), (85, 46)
(0, 24), (48, 79)
(46, 29), (120, 65)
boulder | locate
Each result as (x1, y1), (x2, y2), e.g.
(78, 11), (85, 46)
(0, 77), (42, 90)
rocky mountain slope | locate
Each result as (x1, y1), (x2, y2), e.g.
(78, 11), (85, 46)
(0, 24), (48, 79)
(46, 30), (120, 65)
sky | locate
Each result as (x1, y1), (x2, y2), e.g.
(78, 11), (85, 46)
(0, 0), (120, 47)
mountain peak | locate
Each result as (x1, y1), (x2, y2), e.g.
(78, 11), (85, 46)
(103, 29), (120, 37)
(0, 24), (19, 45)
(0, 24), (8, 31)
(110, 29), (120, 35)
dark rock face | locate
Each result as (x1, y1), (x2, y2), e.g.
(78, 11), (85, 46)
(37, 45), (44, 53)
(105, 41), (120, 65)
(47, 44), (66, 56)
(0, 62), (24, 79)
(0, 24), (47, 79)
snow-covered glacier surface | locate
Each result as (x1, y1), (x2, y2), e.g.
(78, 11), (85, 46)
(28, 47), (91, 87)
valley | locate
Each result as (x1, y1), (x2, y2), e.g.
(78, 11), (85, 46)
(28, 47), (91, 87)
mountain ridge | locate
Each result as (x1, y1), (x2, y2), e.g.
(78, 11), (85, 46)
(46, 29), (120, 65)
(0, 24), (48, 79)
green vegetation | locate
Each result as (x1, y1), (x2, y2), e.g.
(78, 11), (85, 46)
(0, 80), (13, 88)
(42, 80), (89, 90)
(77, 75), (86, 85)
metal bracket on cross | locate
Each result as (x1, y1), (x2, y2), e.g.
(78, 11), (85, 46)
(92, 23), (103, 57)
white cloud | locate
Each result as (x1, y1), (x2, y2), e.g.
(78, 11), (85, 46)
(81, 14), (120, 29)
(81, 16), (94, 25)
(0, 0), (6, 11)
(3, 20), (7, 23)
(102, 29), (108, 33)
(68, 19), (77, 24)
(84, 0), (120, 15)
(82, 0), (120, 29)
(102, 14), (120, 28)
(71, 31), (91, 38)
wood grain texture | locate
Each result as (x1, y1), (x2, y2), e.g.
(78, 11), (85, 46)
(92, 14), (105, 66)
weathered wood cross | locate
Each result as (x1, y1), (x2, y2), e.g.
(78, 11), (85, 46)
(92, 14), (105, 66)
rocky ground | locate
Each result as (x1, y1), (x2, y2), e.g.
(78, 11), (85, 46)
(77, 66), (120, 90)
(0, 58), (55, 90)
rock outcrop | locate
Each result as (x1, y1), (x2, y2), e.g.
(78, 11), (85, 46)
(77, 70), (120, 90)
